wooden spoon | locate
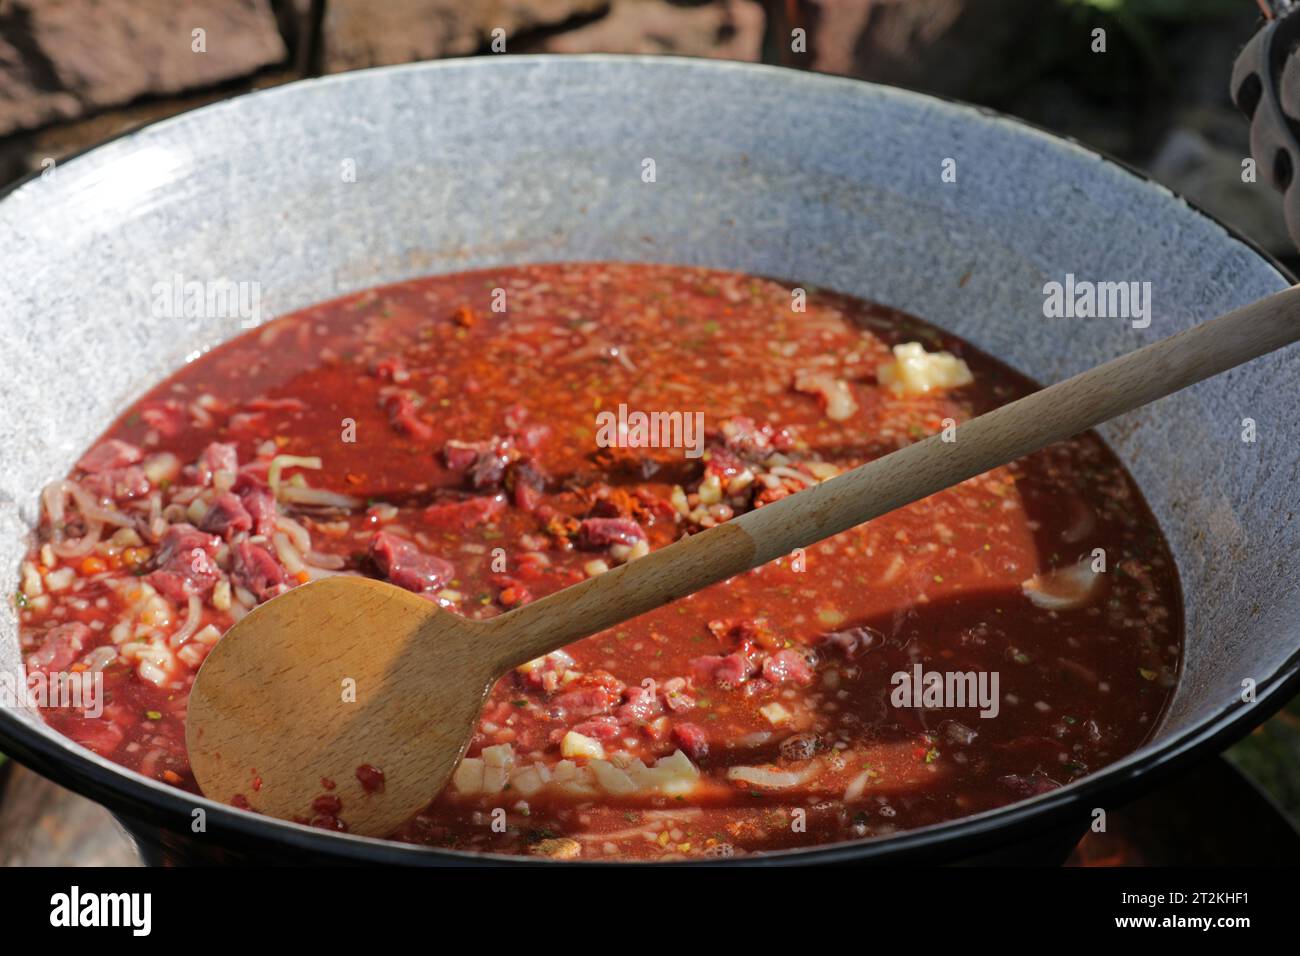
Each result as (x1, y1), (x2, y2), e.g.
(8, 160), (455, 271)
(187, 284), (1300, 837)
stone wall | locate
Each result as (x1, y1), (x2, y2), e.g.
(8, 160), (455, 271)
(0, 1), (1284, 256)
(0, 1), (1045, 184)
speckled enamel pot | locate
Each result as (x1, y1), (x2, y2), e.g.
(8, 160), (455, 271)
(1, 56), (1297, 865)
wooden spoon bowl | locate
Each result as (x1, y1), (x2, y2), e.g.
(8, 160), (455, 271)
(187, 577), (498, 837)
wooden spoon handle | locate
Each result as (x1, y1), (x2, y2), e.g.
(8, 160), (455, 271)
(489, 284), (1300, 668)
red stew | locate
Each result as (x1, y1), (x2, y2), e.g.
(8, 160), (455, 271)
(17, 263), (1182, 859)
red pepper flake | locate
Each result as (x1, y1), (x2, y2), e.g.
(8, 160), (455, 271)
(312, 793), (343, 815)
(498, 585), (532, 608)
(320, 777), (336, 791)
(356, 763), (386, 794)
(231, 794), (252, 810)
(310, 815), (348, 832)
(452, 305), (476, 328)
(251, 775), (263, 792)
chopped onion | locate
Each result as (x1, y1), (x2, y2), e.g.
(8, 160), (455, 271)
(769, 465), (813, 484)
(1021, 560), (1105, 611)
(304, 563), (351, 581)
(278, 485), (362, 509)
(267, 455), (322, 496)
(794, 372), (858, 421)
(41, 480), (67, 528)
(192, 624), (221, 645)
(20, 561), (43, 598)
(276, 514), (312, 553)
(42, 479), (135, 531)
(726, 761), (821, 789)
(142, 452), (180, 485)
(51, 519), (103, 559)
(82, 646), (119, 672)
(272, 532), (306, 575)
(170, 593), (203, 647)
(843, 769), (873, 802)
(44, 567), (75, 591)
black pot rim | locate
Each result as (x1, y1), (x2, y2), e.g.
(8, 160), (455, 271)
(1, 54), (1297, 866)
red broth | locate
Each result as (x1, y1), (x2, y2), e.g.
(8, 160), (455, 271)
(16, 263), (1182, 859)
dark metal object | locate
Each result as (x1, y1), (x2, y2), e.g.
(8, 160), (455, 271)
(8, 753), (1294, 866)
(1, 57), (1298, 867)
(1257, 1), (1298, 20)
(1068, 756), (1300, 866)
(1234, 3), (1300, 246)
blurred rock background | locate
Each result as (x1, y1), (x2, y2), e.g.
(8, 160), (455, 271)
(1, 0), (1297, 857)
(1, 0), (1288, 258)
